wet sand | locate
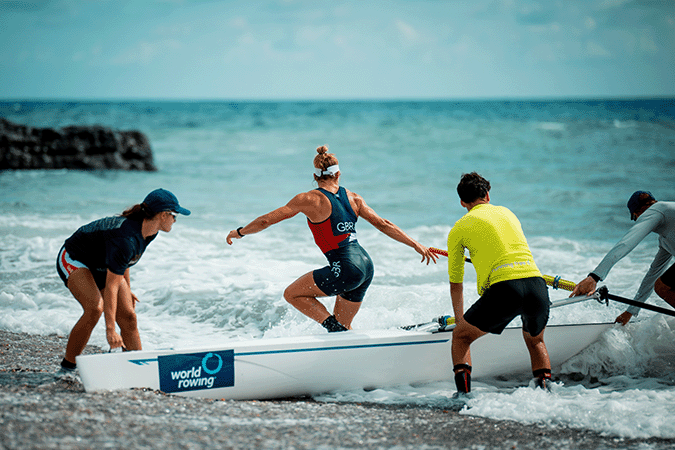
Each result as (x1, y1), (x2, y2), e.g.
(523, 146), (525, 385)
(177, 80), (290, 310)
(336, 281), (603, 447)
(1, 329), (673, 450)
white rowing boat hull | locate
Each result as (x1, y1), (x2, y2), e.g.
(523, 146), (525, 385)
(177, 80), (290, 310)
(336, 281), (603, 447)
(76, 323), (612, 400)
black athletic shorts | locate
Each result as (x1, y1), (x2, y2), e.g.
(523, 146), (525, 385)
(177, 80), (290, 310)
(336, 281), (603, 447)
(56, 246), (107, 290)
(313, 243), (374, 303)
(463, 276), (550, 336)
(660, 264), (675, 289)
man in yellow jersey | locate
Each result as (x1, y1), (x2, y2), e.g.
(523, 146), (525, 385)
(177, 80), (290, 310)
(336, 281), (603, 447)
(448, 172), (552, 396)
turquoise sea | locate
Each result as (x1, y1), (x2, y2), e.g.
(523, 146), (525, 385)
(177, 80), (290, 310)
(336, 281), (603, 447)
(1, 98), (675, 438)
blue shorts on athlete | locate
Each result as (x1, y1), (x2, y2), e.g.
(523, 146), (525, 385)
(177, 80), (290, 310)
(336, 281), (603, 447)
(313, 242), (374, 303)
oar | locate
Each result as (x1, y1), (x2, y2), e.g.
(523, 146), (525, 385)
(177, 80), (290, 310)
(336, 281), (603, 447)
(429, 247), (577, 291)
(597, 286), (675, 318)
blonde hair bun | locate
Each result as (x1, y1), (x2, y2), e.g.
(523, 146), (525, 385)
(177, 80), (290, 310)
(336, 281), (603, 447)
(313, 145), (339, 180)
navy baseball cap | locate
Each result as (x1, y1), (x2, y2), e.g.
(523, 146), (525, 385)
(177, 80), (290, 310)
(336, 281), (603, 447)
(143, 188), (191, 215)
(627, 190), (655, 220)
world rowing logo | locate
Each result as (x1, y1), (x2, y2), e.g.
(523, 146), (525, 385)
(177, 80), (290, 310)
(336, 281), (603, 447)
(158, 350), (234, 393)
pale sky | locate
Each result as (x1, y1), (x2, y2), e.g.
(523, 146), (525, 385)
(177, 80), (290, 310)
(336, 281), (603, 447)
(1, 0), (673, 100)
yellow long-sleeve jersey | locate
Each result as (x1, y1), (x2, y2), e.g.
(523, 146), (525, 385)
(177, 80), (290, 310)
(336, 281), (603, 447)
(447, 203), (541, 295)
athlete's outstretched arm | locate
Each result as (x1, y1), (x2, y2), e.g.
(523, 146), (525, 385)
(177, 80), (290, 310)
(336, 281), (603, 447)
(226, 192), (318, 244)
(353, 193), (437, 265)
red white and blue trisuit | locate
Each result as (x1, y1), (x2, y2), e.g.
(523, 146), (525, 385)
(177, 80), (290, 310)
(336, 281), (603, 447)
(308, 187), (374, 302)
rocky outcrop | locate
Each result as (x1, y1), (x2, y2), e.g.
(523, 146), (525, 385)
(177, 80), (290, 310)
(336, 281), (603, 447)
(0, 118), (157, 171)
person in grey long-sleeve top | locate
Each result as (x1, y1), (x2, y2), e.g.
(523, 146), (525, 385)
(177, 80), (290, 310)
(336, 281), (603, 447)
(571, 191), (675, 325)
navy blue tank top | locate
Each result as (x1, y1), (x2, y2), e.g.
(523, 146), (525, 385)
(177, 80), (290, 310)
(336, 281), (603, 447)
(307, 187), (358, 253)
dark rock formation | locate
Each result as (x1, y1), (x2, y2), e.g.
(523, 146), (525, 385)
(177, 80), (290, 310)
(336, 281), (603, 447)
(0, 118), (157, 171)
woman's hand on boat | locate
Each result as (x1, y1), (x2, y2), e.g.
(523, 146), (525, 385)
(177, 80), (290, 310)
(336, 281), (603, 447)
(106, 329), (125, 350)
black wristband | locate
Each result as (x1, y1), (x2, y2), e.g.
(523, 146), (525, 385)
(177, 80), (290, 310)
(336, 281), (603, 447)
(588, 273), (601, 282)
(236, 227), (244, 237)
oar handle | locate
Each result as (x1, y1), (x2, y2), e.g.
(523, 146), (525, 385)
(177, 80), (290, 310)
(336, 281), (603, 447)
(429, 247), (576, 291)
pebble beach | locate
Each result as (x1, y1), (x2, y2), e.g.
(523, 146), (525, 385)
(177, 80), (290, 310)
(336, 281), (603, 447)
(1, 330), (674, 450)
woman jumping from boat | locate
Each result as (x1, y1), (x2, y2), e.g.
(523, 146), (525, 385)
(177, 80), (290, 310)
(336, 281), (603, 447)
(226, 145), (437, 332)
(56, 188), (190, 378)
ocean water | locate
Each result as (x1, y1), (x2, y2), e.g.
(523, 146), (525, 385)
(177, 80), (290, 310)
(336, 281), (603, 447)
(1, 99), (675, 439)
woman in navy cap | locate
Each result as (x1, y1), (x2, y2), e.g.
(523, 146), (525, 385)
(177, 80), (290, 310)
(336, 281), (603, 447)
(572, 191), (675, 325)
(55, 188), (190, 378)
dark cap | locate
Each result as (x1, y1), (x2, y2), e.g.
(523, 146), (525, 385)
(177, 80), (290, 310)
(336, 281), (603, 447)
(627, 191), (655, 220)
(143, 188), (191, 215)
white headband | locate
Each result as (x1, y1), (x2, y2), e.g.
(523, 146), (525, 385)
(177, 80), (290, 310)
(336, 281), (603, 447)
(314, 164), (340, 177)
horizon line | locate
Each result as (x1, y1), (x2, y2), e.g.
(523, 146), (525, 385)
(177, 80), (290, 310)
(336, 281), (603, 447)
(2, 95), (674, 103)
